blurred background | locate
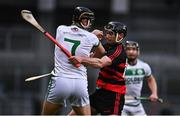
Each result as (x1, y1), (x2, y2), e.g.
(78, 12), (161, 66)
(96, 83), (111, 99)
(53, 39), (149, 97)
(0, 0), (180, 115)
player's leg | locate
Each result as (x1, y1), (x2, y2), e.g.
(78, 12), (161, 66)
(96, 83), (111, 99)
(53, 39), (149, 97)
(68, 105), (96, 115)
(41, 100), (63, 115)
(72, 104), (91, 115)
(68, 106), (91, 115)
(68, 109), (76, 115)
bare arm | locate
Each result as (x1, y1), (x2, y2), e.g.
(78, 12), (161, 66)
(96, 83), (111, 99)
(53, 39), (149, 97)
(91, 42), (106, 58)
(146, 75), (158, 102)
(69, 55), (112, 68)
(81, 55), (111, 68)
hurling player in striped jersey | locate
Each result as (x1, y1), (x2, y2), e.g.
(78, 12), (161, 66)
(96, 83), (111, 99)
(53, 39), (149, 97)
(70, 21), (128, 115)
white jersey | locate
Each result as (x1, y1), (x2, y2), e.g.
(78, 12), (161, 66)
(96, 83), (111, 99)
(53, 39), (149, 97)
(125, 59), (152, 105)
(52, 25), (99, 79)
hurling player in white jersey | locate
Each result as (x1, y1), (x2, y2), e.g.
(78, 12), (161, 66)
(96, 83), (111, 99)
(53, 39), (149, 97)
(122, 41), (159, 116)
(41, 6), (105, 115)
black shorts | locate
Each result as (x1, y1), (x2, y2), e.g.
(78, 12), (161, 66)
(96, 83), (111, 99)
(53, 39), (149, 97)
(90, 88), (125, 115)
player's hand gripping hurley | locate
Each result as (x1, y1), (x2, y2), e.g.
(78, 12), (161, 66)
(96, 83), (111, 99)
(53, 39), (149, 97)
(125, 96), (163, 103)
(21, 10), (80, 68)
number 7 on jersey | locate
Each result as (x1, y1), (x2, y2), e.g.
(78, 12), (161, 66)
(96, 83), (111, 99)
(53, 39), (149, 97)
(64, 38), (81, 56)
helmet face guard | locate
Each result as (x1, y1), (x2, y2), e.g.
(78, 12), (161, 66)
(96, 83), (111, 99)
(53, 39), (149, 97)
(79, 12), (94, 29)
(104, 21), (127, 43)
(72, 7), (95, 30)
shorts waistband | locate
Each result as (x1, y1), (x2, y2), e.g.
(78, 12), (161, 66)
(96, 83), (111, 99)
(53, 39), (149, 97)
(125, 103), (140, 107)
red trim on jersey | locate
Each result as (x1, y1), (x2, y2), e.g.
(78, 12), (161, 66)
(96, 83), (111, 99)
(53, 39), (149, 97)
(114, 93), (121, 114)
(99, 71), (123, 81)
(97, 79), (126, 94)
(109, 45), (122, 61)
(103, 67), (125, 80)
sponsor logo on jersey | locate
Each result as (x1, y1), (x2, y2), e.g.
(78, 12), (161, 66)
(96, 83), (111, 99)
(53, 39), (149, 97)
(125, 68), (145, 85)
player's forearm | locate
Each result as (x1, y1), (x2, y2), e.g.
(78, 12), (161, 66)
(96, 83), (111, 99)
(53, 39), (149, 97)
(147, 76), (158, 95)
(92, 43), (106, 58)
(81, 56), (111, 68)
(81, 57), (104, 68)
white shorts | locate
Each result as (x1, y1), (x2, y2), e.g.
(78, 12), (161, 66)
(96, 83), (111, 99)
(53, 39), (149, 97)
(46, 76), (89, 107)
(122, 103), (146, 116)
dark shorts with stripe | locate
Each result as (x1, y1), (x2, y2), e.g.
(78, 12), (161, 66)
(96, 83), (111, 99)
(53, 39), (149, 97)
(90, 88), (125, 115)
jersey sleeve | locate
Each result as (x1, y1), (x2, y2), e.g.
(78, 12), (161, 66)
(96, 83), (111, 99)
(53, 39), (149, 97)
(56, 25), (64, 41)
(89, 34), (100, 47)
(144, 63), (152, 78)
(105, 45), (123, 65)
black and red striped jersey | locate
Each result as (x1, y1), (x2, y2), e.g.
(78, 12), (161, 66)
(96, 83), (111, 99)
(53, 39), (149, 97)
(97, 43), (127, 94)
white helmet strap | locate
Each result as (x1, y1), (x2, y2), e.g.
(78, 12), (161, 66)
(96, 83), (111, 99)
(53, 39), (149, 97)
(115, 33), (124, 43)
